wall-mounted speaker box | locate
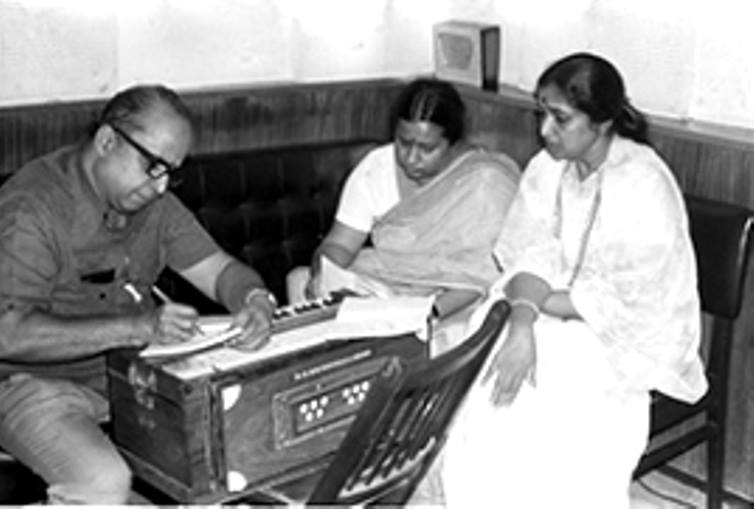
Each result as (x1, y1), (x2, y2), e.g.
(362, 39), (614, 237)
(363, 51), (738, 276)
(433, 20), (500, 92)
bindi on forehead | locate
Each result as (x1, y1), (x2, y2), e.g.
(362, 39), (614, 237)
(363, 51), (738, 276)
(537, 88), (574, 112)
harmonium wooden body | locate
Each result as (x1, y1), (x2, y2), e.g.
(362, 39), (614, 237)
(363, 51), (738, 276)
(107, 321), (427, 504)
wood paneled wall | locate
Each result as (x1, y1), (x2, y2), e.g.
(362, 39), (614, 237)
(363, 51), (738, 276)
(1, 78), (753, 501)
(0, 79), (400, 176)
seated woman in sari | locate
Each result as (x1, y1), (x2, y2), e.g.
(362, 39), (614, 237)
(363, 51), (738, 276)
(289, 78), (520, 341)
(439, 53), (706, 508)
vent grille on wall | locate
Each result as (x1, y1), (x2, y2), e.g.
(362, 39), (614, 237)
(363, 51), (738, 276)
(433, 20), (500, 92)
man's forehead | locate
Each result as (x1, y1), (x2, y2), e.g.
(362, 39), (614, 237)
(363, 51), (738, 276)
(134, 106), (191, 137)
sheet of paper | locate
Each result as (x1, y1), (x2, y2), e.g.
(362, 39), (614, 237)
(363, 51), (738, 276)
(336, 295), (433, 326)
(319, 256), (394, 298)
(139, 316), (241, 359)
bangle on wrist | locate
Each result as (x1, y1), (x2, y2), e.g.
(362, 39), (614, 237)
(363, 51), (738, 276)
(244, 288), (278, 310)
(508, 297), (540, 317)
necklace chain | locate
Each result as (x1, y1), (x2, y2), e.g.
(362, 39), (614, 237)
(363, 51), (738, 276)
(554, 163), (604, 288)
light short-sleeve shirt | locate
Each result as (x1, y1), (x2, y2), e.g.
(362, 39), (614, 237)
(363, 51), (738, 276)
(335, 144), (400, 232)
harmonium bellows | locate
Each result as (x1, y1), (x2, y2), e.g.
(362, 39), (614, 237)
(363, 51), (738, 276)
(107, 321), (426, 504)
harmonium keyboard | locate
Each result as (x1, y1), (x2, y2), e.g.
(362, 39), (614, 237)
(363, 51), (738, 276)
(107, 294), (428, 504)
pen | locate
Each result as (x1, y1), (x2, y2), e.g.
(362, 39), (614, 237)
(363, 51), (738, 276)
(123, 282), (143, 304)
(151, 285), (172, 304)
(151, 285), (205, 337)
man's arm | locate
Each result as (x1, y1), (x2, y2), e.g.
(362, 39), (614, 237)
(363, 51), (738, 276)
(177, 250), (272, 312)
(0, 193), (165, 363)
(0, 307), (153, 363)
(179, 250), (276, 350)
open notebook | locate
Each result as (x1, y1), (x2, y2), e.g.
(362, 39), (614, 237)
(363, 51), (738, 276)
(139, 295), (433, 380)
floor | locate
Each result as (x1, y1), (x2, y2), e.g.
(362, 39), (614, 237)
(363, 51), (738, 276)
(126, 473), (754, 508)
(630, 471), (751, 508)
(5, 456), (750, 507)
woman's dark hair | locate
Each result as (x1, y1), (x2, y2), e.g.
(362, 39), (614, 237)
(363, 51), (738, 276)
(93, 84), (194, 136)
(389, 78), (466, 144)
(536, 52), (649, 144)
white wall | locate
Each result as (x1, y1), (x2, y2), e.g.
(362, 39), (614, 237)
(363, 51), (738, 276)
(1, 0), (753, 130)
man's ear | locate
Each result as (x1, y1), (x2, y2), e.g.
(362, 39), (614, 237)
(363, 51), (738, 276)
(93, 124), (117, 155)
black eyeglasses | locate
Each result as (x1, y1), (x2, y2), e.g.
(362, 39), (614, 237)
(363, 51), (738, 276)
(109, 124), (182, 181)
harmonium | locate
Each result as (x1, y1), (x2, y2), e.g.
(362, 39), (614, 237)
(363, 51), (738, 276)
(107, 294), (428, 504)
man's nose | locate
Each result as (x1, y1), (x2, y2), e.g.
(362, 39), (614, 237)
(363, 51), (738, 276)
(152, 174), (169, 194)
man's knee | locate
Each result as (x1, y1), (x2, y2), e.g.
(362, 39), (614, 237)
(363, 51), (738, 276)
(0, 374), (130, 504)
(47, 453), (132, 505)
(88, 453), (132, 504)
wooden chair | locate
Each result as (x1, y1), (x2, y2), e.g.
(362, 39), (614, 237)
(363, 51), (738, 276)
(247, 299), (510, 506)
(633, 194), (754, 509)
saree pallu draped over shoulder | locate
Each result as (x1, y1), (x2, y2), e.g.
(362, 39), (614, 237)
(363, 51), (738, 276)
(349, 148), (519, 296)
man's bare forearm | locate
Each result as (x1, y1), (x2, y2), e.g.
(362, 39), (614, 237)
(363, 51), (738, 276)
(0, 309), (150, 363)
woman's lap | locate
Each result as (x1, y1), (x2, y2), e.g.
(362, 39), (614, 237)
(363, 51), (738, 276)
(440, 317), (650, 508)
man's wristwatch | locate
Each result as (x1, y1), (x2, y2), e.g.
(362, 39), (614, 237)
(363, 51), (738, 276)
(244, 288), (278, 310)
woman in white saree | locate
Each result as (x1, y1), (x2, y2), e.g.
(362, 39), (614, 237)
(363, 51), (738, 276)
(290, 79), (520, 334)
(439, 53), (707, 508)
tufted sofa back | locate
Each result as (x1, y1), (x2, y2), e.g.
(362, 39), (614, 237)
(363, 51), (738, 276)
(158, 139), (381, 310)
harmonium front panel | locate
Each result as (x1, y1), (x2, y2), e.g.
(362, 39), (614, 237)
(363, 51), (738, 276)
(107, 333), (426, 503)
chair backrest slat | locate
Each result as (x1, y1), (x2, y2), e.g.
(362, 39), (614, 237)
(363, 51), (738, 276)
(366, 396), (418, 485)
(308, 300), (510, 505)
(398, 388), (446, 472)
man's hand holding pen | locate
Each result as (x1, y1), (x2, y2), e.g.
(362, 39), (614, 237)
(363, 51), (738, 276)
(147, 285), (204, 345)
(124, 282), (203, 345)
(124, 282), (275, 350)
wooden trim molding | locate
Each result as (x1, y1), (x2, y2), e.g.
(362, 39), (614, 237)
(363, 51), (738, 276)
(0, 79), (401, 176)
(455, 82), (754, 210)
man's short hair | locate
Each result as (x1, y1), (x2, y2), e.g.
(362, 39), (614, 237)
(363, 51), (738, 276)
(97, 84), (194, 135)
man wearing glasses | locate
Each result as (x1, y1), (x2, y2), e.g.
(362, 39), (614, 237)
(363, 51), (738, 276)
(0, 85), (276, 504)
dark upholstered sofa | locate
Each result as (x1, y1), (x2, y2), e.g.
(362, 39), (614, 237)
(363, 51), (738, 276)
(160, 139), (380, 310)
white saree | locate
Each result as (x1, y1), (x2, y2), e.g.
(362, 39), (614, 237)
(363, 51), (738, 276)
(437, 136), (707, 508)
(348, 147), (520, 296)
